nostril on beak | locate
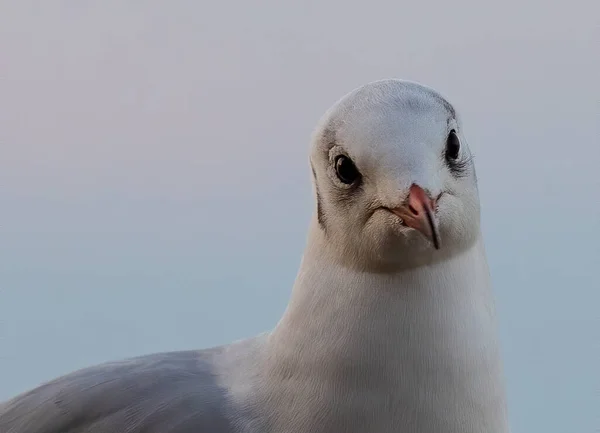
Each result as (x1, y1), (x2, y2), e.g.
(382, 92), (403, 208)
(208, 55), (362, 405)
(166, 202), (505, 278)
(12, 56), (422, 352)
(408, 205), (419, 216)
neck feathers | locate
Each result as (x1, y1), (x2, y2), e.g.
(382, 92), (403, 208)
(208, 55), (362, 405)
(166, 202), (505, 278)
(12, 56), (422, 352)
(261, 225), (509, 432)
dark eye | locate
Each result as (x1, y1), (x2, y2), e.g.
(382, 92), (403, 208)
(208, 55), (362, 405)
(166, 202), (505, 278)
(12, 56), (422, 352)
(445, 130), (461, 161)
(334, 155), (361, 184)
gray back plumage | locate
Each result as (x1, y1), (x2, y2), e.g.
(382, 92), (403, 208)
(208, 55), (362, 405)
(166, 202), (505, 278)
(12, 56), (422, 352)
(0, 349), (237, 433)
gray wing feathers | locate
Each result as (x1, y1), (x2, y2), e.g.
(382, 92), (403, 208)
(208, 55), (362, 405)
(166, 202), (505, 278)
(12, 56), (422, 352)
(0, 350), (236, 433)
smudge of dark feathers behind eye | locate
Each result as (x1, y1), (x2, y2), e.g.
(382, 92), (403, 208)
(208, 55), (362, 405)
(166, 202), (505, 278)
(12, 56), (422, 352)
(311, 161), (327, 232)
(446, 154), (474, 178)
(321, 127), (337, 151)
(433, 95), (456, 119)
(410, 84), (456, 119)
(316, 188), (327, 231)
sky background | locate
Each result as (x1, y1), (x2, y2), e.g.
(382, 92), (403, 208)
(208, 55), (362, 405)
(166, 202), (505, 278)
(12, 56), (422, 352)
(1, 1), (598, 432)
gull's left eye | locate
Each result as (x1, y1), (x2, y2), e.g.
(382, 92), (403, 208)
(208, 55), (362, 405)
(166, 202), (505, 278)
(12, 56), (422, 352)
(445, 130), (460, 161)
(444, 129), (470, 177)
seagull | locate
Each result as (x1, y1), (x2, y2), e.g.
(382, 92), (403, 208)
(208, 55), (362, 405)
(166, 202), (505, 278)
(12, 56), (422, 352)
(0, 79), (510, 433)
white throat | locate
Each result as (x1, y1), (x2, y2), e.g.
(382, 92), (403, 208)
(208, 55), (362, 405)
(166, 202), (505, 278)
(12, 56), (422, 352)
(259, 218), (510, 433)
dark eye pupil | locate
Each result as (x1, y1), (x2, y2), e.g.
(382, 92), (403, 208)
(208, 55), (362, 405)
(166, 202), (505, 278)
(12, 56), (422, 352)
(335, 155), (360, 184)
(445, 130), (460, 160)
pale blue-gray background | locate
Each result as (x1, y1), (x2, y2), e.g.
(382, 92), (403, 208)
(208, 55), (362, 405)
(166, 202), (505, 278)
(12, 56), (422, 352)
(1, 2), (598, 432)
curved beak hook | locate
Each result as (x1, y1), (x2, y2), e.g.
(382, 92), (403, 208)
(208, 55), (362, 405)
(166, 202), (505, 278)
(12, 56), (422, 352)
(389, 184), (441, 249)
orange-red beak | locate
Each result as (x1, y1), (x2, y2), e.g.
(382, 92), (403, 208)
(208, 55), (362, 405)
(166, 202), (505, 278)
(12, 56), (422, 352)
(389, 184), (441, 249)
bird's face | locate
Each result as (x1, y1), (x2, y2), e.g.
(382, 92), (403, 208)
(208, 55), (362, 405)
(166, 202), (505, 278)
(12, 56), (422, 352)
(310, 80), (481, 271)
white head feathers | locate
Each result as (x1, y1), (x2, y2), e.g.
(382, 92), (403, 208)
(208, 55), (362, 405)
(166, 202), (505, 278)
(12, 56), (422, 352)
(309, 79), (481, 271)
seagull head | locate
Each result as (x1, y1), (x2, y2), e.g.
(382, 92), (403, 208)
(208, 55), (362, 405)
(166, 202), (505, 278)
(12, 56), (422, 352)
(309, 79), (481, 271)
